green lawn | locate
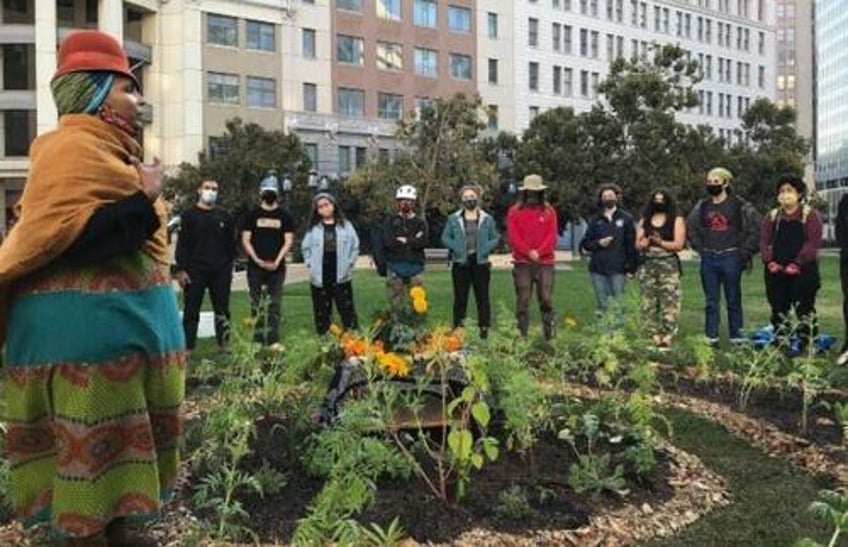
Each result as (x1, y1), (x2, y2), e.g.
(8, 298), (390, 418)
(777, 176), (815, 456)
(189, 256), (845, 358)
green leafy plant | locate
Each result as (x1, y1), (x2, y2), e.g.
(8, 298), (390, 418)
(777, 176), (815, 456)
(559, 413), (629, 498)
(494, 485), (535, 520)
(786, 349), (830, 435)
(732, 343), (782, 411)
(795, 489), (848, 547)
(833, 402), (848, 447)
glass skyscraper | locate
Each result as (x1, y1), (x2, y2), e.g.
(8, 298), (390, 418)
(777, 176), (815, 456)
(816, 0), (848, 219)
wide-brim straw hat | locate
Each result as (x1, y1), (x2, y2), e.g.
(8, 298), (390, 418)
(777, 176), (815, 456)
(519, 174), (547, 191)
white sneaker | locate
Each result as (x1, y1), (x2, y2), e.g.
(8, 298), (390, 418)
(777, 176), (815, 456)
(837, 349), (848, 366)
(729, 337), (748, 346)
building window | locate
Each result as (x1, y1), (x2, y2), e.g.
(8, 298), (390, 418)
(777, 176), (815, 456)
(246, 20), (275, 51)
(580, 28), (587, 57)
(553, 65), (562, 95)
(758, 31), (765, 55)
(246, 76), (276, 108)
(303, 83), (317, 111)
(487, 12), (498, 38)
(529, 106), (540, 120)
(2, 45), (34, 90)
(3, 110), (35, 157)
(591, 72), (599, 97)
(414, 0), (437, 28)
(528, 18), (538, 47)
(355, 147), (367, 168)
(336, 0), (362, 12)
(208, 137), (229, 160)
(758, 65), (765, 88)
(448, 6), (471, 33)
(563, 25), (573, 54)
(304, 143), (318, 169)
(415, 96), (434, 116)
(563, 67), (573, 96)
(302, 28), (316, 59)
(414, 47), (438, 77)
(207, 72), (239, 104)
(487, 105), (498, 131)
(590, 30), (599, 58)
(207, 14), (237, 47)
(378, 92), (404, 119)
(580, 69), (589, 97)
(377, 0), (401, 20)
(337, 34), (364, 65)
(338, 145), (352, 173)
(338, 87), (365, 116)
(376, 41), (403, 70)
(449, 53), (472, 80)
(553, 23), (562, 52)
(528, 62), (539, 91)
(488, 58), (498, 84)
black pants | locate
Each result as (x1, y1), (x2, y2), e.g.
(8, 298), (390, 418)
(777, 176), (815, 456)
(182, 266), (232, 350)
(310, 281), (358, 335)
(247, 264), (285, 345)
(765, 264), (820, 351)
(451, 261), (491, 333)
(842, 258), (848, 351)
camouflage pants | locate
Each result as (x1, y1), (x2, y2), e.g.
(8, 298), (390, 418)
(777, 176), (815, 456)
(386, 270), (423, 315)
(638, 256), (681, 338)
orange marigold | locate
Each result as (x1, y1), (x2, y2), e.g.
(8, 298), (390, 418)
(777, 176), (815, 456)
(341, 333), (367, 356)
(442, 334), (462, 352)
(378, 352), (410, 377)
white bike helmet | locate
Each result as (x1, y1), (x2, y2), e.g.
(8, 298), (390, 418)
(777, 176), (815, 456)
(395, 184), (417, 200)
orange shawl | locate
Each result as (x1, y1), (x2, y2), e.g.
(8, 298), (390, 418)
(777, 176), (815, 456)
(0, 114), (170, 343)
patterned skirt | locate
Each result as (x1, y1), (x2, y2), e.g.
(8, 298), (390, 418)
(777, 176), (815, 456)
(2, 253), (186, 538)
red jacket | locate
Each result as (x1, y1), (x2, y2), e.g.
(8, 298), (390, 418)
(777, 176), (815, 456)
(506, 203), (559, 264)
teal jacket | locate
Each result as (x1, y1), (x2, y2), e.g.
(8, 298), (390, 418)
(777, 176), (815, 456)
(440, 209), (500, 265)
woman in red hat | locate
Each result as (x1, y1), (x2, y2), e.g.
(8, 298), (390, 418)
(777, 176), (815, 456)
(0, 31), (184, 546)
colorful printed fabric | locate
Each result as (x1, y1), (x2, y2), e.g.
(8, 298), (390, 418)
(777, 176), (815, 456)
(2, 252), (186, 538)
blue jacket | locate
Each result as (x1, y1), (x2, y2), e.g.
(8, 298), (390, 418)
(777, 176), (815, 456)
(440, 209), (500, 265)
(301, 221), (360, 287)
(580, 208), (638, 274)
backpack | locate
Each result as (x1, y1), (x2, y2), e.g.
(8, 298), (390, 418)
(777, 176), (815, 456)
(768, 204), (812, 224)
(370, 220), (388, 277)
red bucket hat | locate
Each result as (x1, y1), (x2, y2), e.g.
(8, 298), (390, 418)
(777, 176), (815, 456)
(53, 30), (139, 88)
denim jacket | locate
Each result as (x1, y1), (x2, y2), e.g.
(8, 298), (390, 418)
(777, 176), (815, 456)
(301, 221), (360, 287)
(440, 209), (500, 265)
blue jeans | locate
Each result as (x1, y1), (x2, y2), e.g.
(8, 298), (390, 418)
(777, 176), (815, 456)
(590, 272), (626, 311)
(700, 251), (744, 339)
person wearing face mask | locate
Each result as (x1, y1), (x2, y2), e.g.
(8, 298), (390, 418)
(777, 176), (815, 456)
(440, 185), (501, 339)
(686, 167), (762, 347)
(759, 174), (823, 355)
(0, 31), (184, 546)
(382, 184), (429, 315)
(175, 179), (237, 354)
(507, 174), (559, 339)
(242, 172), (295, 349)
(636, 189), (687, 349)
(580, 184), (639, 314)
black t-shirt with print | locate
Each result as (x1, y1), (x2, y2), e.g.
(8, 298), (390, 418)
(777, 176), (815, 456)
(244, 206), (295, 261)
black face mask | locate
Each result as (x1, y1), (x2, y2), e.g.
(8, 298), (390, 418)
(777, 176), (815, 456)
(261, 191), (277, 204)
(602, 199), (617, 210)
(706, 184), (725, 197)
(463, 199), (478, 210)
(524, 192), (542, 205)
(652, 202), (667, 213)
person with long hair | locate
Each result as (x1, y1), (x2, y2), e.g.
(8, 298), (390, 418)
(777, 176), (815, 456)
(506, 174), (559, 340)
(440, 184), (500, 339)
(636, 189), (687, 349)
(0, 31), (184, 546)
(302, 192), (360, 334)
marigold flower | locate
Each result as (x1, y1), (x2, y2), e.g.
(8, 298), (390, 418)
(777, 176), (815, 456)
(412, 297), (428, 314)
(442, 334), (462, 352)
(328, 324), (343, 337)
(341, 333), (367, 356)
(409, 286), (426, 300)
(564, 316), (578, 328)
(378, 352), (410, 377)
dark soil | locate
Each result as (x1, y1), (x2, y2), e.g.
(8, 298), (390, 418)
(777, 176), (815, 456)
(662, 371), (846, 456)
(211, 415), (675, 544)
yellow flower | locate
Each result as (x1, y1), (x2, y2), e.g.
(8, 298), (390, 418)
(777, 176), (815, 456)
(242, 316), (257, 327)
(328, 324), (343, 338)
(409, 286), (426, 300)
(378, 352), (410, 377)
(564, 316), (578, 328)
(412, 297), (428, 314)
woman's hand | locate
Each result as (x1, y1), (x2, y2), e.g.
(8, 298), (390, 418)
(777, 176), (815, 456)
(131, 156), (163, 201)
